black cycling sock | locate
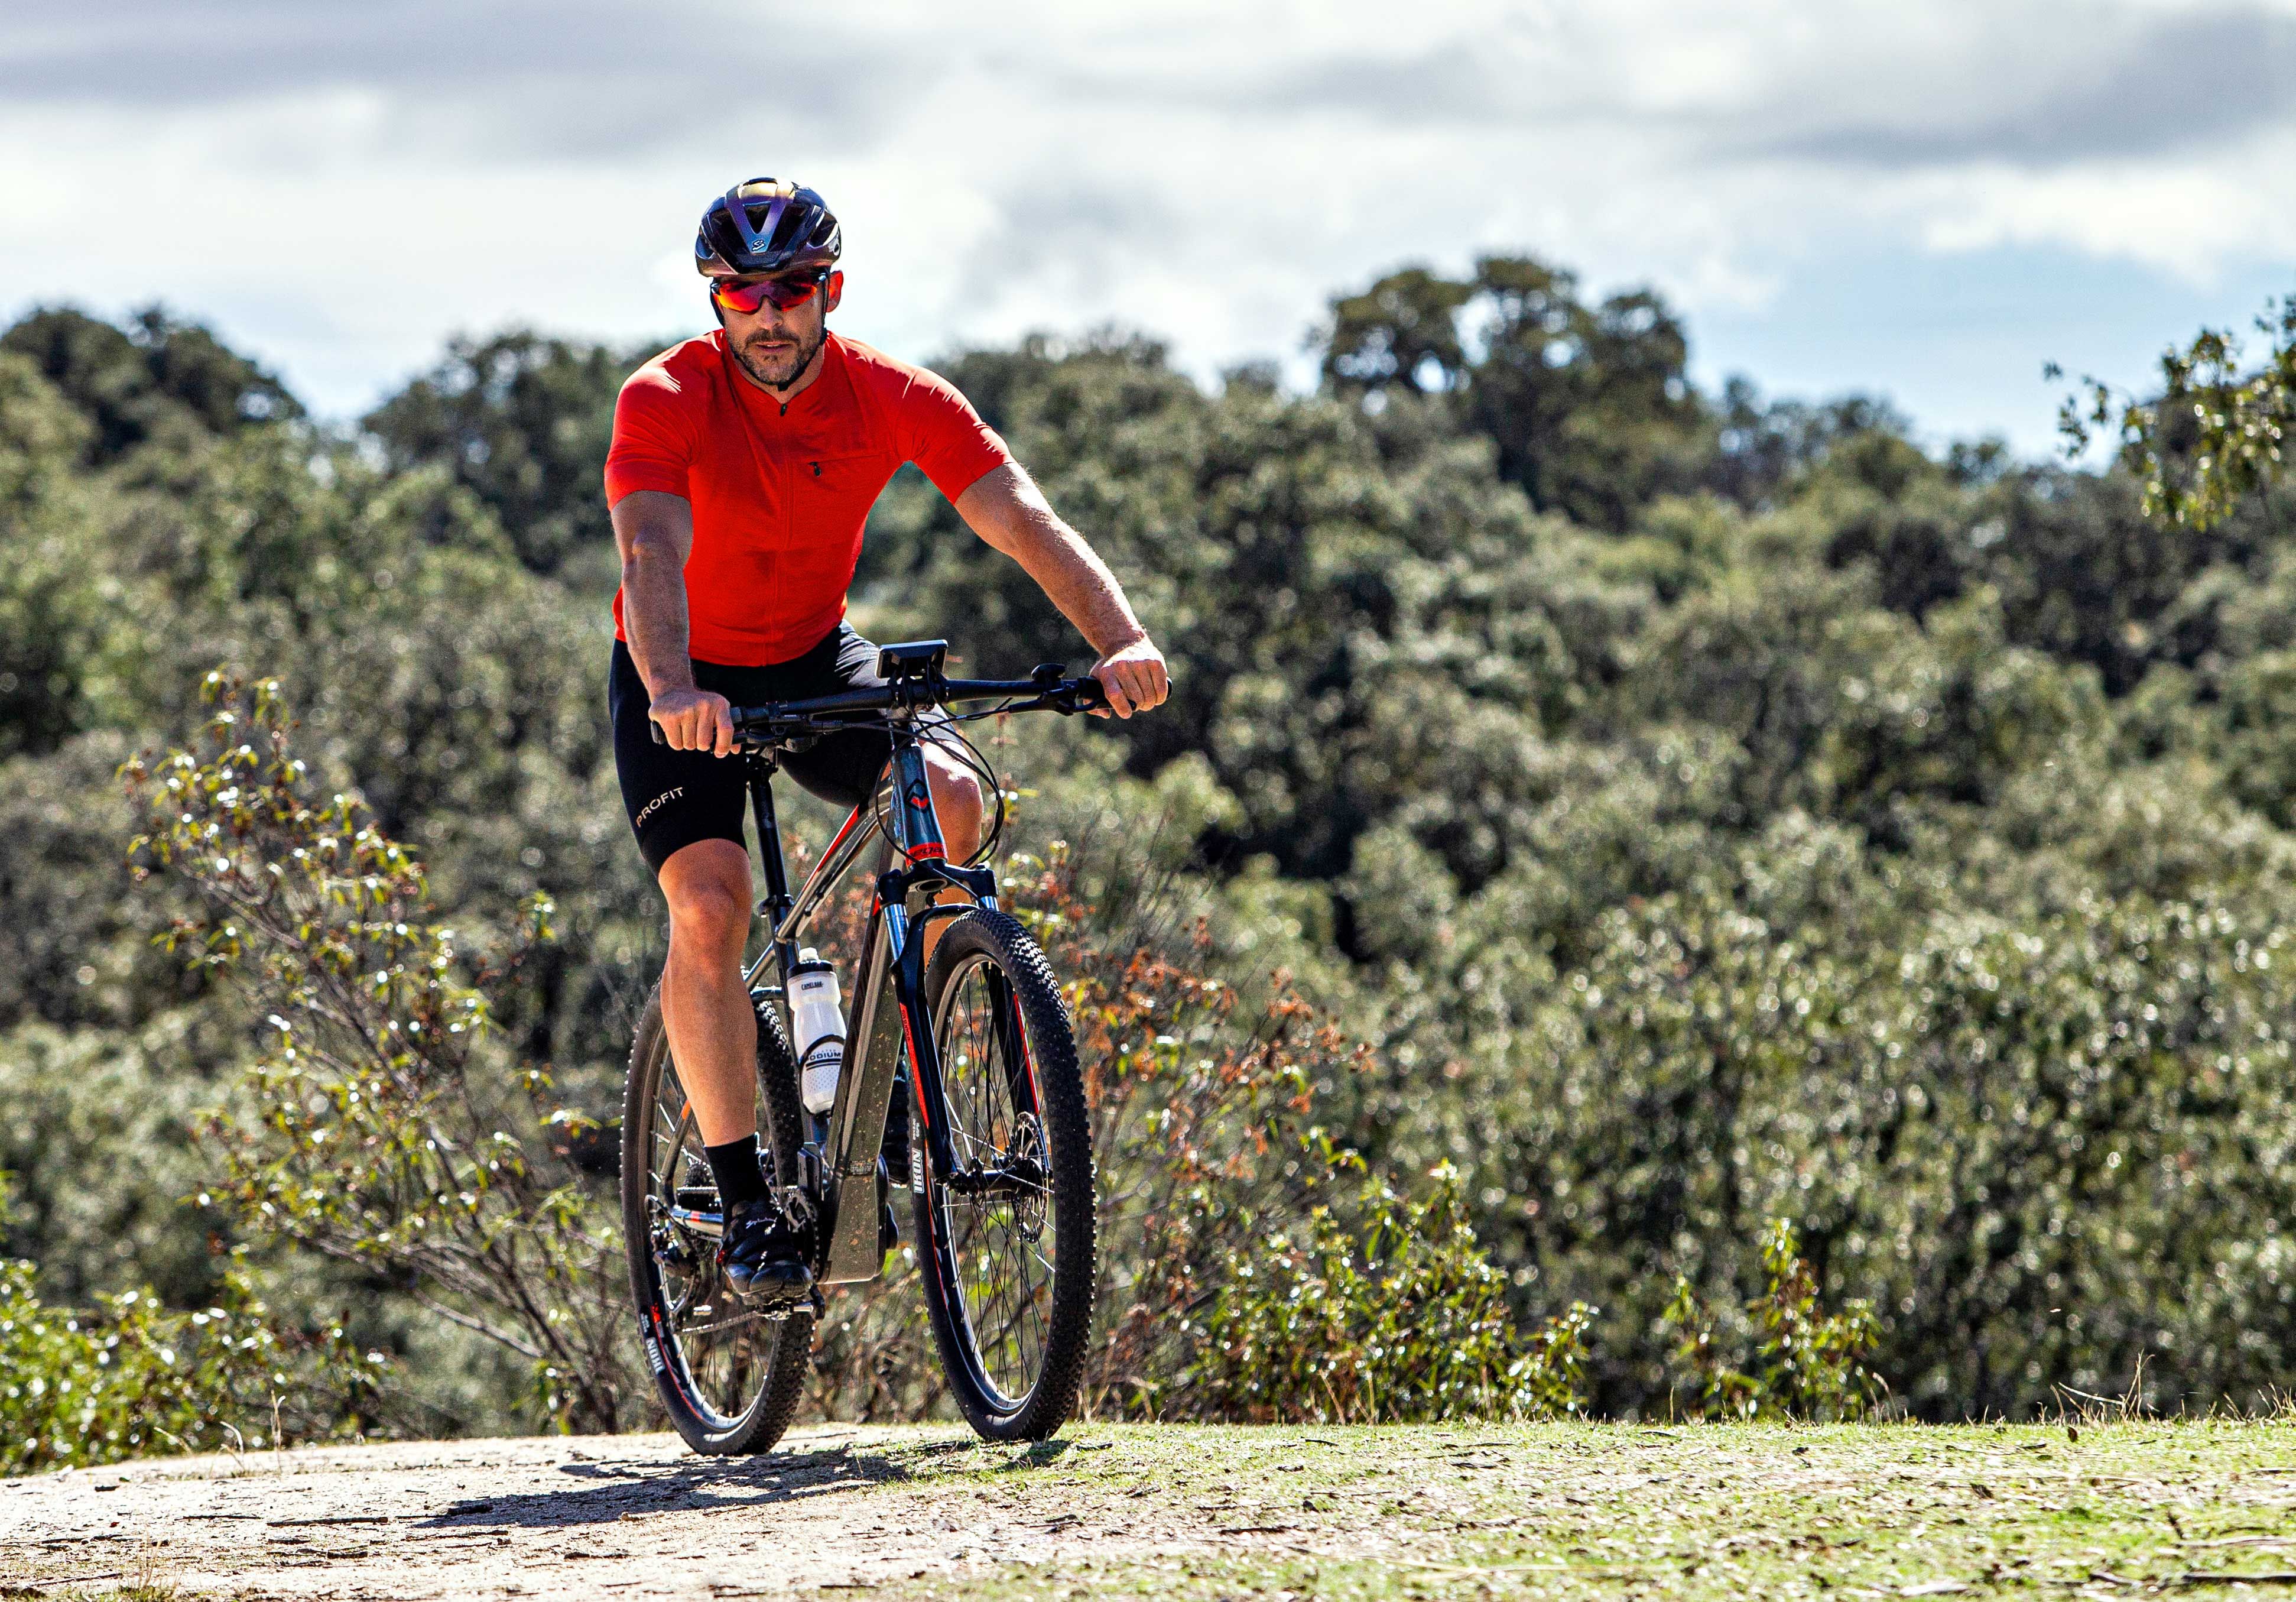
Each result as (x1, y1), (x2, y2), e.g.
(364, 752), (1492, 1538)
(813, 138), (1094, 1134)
(704, 1135), (769, 1211)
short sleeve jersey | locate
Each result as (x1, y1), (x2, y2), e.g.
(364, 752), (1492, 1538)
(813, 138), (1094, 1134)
(604, 330), (1014, 666)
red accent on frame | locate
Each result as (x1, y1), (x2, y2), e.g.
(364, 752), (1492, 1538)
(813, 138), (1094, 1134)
(901, 998), (963, 1328)
(902, 1001), (934, 1154)
(822, 802), (867, 861)
(908, 1017), (933, 1125)
(1010, 991), (1043, 1112)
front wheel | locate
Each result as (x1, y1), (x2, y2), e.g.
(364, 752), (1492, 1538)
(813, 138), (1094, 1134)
(912, 910), (1096, 1440)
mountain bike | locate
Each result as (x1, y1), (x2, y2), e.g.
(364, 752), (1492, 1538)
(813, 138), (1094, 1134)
(619, 640), (1104, 1453)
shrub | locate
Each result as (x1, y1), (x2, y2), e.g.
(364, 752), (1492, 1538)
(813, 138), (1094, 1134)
(1182, 1162), (1593, 1423)
(0, 1173), (372, 1474)
(123, 673), (632, 1433)
(1664, 1217), (1882, 1421)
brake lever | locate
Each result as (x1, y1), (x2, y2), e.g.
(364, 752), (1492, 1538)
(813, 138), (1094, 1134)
(1057, 677), (1110, 716)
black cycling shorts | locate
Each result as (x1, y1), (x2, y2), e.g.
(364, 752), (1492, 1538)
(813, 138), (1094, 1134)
(609, 623), (892, 875)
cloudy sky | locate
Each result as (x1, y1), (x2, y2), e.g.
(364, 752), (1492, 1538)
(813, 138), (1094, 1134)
(4, 0), (2291, 453)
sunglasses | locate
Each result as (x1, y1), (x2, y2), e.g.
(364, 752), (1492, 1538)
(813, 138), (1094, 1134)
(708, 269), (833, 315)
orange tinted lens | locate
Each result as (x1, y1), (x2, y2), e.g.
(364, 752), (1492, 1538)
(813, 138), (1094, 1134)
(710, 273), (821, 314)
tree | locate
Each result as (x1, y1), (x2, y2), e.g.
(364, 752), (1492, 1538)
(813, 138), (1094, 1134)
(363, 330), (648, 578)
(1322, 268), (1475, 394)
(2058, 289), (2296, 531)
(0, 306), (300, 464)
(1319, 257), (1712, 531)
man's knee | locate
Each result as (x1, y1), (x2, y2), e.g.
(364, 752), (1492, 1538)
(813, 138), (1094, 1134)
(660, 841), (752, 954)
(927, 757), (985, 852)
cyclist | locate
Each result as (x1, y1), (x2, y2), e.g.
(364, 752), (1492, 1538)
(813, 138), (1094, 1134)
(608, 177), (1168, 1308)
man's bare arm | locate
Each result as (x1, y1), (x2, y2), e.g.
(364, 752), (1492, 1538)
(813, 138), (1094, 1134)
(953, 464), (1171, 718)
(612, 489), (735, 755)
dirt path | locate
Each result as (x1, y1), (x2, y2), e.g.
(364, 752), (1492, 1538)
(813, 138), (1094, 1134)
(8, 1419), (2294, 1600)
(1, 1425), (1187, 1599)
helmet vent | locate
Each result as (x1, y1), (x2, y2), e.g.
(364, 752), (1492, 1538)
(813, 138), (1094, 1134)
(696, 177), (842, 277)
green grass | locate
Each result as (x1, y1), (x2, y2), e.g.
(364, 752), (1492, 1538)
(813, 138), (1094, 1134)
(837, 1418), (2296, 1600)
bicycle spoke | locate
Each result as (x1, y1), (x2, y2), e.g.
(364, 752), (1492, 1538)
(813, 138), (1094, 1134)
(927, 951), (1066, 1409)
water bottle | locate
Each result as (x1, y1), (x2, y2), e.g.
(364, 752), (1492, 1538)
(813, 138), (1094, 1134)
(789, 949), (846, 1115)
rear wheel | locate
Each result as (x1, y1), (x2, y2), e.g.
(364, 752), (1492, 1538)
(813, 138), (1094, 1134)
(912, 911), (1096, 1441)
(621, 985), (811, 1454)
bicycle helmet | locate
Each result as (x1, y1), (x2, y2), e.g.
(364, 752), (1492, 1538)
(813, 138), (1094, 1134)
(695, 178), (842, 278)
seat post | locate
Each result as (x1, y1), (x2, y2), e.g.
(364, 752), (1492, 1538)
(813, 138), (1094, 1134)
(747, 756), (799, 984)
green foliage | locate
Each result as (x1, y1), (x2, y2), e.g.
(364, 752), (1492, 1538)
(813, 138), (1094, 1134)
(0, 1173), (370, 1474)
(2058, 290), (2295, 531)
(7, 271), (2296, 1459)
(363, 329), (645, 579)
(0, 305), (301, 465)
(1476, 867), (2296, 1418)
(1664, 1219), (1881, 1421)
(1323, 256), (1710, 530)
(0, 1021), (228, 1307)
(124, 673), (632, 1433)
(0, 351), (110, 759)
(1185, 1163), (1593, 1424)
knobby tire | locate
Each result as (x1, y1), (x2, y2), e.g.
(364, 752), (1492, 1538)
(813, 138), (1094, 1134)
(912, 910), (1096, 1441)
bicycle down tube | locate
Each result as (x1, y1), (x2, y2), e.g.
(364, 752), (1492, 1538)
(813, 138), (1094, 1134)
(744, 726), (998, 1287)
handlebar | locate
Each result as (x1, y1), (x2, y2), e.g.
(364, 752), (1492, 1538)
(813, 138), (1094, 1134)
(648, 667), (1108, 747)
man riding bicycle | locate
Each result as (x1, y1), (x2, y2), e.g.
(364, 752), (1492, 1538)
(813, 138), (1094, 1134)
(607, 177), (1169, 1310)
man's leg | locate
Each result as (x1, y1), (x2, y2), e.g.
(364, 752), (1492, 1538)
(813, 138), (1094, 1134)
(657, 838), (758, 1146)
(658, 836), (811, 1301)
(923, 743), (986, 964)
(924, 742), (986, 865)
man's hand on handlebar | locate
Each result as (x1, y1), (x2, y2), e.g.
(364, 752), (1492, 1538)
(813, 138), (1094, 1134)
(648, 685), (738, 756)
(1091, 636), (1170, 720)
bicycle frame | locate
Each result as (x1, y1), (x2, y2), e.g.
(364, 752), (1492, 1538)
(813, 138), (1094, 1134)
(734, 716), (1011, 1287)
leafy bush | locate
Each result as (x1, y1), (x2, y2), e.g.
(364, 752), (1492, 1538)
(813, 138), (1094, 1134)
(1664, 1218), (1882, 1421)
(124, 673), (632, 1433)
(1183, 1163), (1593, 1423)
(0, 1173), (371, 1473)
(2058, 289), (2295, 532)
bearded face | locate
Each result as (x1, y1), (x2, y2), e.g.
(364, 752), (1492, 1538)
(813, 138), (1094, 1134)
(719, 280), (834, 394)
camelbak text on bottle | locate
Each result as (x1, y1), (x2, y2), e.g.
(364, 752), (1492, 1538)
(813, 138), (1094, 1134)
(788, 949), (846, 1115)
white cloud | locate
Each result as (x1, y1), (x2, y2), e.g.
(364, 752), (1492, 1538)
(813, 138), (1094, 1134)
(1, 0), (2288, 444)
(1909, 131), (2296, 280)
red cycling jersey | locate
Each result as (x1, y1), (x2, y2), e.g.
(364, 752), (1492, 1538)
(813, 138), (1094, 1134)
(604, 330), (1013, 666)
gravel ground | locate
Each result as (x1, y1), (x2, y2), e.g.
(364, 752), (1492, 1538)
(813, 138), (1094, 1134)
(1, 1426), (1167, 1600)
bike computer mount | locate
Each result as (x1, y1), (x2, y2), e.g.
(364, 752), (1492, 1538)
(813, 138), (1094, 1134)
(875, 640), (947, 682)
(874, 640), (949, 709)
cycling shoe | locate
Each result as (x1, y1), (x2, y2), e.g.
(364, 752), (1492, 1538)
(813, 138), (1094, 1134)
(722, 1195), (813, 1307)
